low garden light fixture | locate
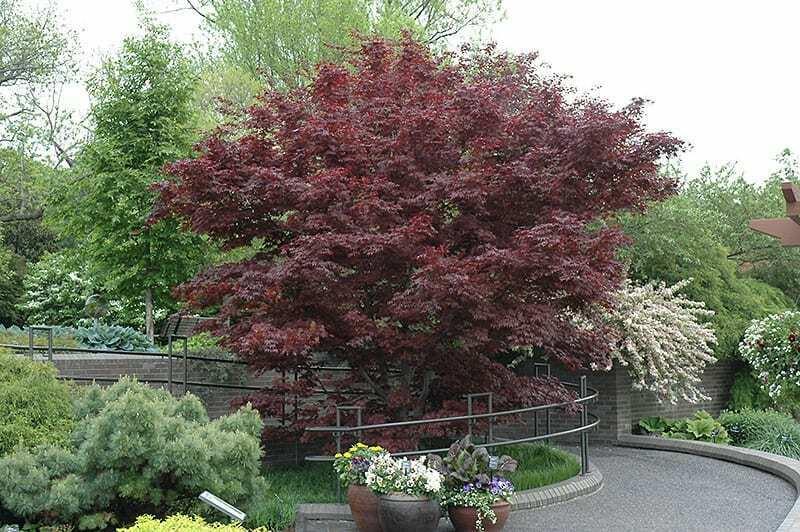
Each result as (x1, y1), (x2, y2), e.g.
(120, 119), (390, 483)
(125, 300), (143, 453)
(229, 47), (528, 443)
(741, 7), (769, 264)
(198, 491), (246, 522)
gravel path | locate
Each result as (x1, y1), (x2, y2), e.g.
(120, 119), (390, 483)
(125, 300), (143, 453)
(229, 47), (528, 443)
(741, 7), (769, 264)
(443, 445), (796, 532)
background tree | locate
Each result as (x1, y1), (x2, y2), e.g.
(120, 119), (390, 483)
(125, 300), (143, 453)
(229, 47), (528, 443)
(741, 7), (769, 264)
(156, 37), (682, 445)
(173, 0), (503, 127)
(681, 151), (800, 303)
(619, 173), (792, 358)
(49, 23), (211, 339)
(193, 0), (503, 85)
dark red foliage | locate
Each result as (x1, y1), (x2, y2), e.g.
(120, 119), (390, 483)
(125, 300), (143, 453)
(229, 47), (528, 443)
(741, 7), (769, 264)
(155, 36), (682, 448)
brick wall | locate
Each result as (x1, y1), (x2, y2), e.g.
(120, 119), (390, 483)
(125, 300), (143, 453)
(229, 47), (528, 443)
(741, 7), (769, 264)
(504, 358), (741, 443)
(47, 353), (270, 419)
(44, 352), (740, 452)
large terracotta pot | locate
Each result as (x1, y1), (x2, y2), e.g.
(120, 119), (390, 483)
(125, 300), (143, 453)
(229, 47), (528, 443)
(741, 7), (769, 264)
(448, 500), (511, 532)
(378, 492), (441, 532)
(347, 484), (381, 532)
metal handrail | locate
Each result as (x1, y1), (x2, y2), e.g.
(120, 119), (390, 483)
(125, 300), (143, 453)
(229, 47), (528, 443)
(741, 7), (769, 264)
(305, 413), (600, 461)
(305, 373), (597, 502)
(306, 382), (598, 434)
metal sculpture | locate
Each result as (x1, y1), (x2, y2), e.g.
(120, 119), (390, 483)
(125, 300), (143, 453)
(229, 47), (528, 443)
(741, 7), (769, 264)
(750, 182), (800, 246)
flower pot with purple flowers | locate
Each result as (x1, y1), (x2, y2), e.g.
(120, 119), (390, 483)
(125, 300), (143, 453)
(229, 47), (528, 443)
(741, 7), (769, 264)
(430, 436), (518, 532)
(333, 443), (387, 532)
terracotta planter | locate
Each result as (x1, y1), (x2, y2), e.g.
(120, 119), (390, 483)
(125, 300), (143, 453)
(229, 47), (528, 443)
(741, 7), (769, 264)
(347, 484), (381, 532)
(448, 500), (511, 532)
(378, 492), (441, 532)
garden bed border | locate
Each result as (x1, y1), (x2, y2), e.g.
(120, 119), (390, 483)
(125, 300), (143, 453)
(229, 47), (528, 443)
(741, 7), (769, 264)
(617, 434), (800, 532)
(294, 463), (602, 532)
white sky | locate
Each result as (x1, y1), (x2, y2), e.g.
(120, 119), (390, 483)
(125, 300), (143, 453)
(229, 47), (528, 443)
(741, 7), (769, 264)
(46, 0), (800, 182)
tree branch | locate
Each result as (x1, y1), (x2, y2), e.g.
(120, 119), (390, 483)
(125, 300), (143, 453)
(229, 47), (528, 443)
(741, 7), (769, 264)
(185, 0), (216, 24)
(0, 208), (43, 222)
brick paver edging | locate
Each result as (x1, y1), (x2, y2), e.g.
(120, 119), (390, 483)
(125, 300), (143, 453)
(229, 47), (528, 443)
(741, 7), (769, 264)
(617, 434), (800, 532)
(295, 464), (603, 532)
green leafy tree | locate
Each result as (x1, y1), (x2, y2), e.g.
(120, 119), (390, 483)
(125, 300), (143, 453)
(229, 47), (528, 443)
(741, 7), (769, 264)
(197, 0), (504, 87)
(683, 151), (800, 303)
(180, 0), (503, 126)
(0, 148), (59, 261)
(49, 24), (211, 339)
(0, 246), (22, 325)
(0, 0), (70, 118)
(620, 191), (791, 358)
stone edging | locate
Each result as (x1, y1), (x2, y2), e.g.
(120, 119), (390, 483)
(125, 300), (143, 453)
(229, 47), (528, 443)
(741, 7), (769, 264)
(295, 463), (603, 532)
(617, 434), (800, 532)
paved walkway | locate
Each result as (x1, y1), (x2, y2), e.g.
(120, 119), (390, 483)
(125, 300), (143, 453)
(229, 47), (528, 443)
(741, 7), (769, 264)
(446, 446), (796, 532)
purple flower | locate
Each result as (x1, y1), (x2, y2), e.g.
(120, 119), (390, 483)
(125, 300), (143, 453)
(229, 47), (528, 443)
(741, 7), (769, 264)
(352, 456), (370, 473)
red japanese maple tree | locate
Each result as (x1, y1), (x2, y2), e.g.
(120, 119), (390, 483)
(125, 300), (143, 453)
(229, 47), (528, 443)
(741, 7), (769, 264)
(155, 37), (682, 445)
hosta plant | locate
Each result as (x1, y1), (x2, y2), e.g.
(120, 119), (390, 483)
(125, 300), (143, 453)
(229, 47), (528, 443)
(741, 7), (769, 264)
(73, 324), (155, 352)
(739, 311), (800, 402)
(333, 442), (388, 486)
(638, 411), (730, 444)
(435, 436), (517, 485)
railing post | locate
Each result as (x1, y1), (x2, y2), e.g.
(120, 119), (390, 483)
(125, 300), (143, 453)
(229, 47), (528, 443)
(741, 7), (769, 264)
(28, 327), (34, 359)
(46, 327), (53, 362)
(167, 335), (174, 394)
(580, 375), (589, 475)
(294, 370), (300, 465)
(545, 364), (552, 435)
(487, 393), (494, 444)
(467, 394), (474, 437)
(183, 337), (189, 394)
(335, 407), (343, 502)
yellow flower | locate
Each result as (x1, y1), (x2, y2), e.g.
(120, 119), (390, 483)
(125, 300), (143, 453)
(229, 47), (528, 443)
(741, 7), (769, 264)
(335, 453), (342, 458)
(343, 452), (352, 458)
(356, 442), (368, 448)
(369, 446), (383, 452)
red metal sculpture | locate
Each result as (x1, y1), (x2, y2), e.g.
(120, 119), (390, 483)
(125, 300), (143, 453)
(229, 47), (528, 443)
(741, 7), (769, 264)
(750, 182), (800, 246)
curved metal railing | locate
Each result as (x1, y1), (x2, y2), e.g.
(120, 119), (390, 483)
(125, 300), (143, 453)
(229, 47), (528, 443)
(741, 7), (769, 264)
(304, 373), (599, 499)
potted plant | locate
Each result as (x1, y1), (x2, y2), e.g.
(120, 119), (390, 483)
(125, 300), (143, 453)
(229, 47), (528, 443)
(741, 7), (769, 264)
(432, 436), (518, 532)
(365, 453), (443, 532)
(333, 442), (387, 532)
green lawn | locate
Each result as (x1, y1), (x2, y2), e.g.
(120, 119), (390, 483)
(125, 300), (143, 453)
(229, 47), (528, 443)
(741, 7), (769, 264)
(504, 443), (581, 490)
(253, 443), (580, 530)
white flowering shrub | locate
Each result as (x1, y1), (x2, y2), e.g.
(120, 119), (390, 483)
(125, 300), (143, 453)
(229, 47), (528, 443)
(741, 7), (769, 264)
(605, 279), (717, 404)
(17, 251), (167, 329)
(739, 311), (800, 400)
(17, 251), (95, 326)
(365, 454), (442, 497)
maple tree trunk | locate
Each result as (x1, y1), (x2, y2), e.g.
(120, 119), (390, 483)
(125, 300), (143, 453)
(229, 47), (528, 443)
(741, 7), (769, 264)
(144, 288), (154, 342)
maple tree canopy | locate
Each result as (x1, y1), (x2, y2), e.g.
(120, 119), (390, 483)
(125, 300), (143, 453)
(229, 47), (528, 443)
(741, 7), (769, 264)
(155, 36), (683, 445)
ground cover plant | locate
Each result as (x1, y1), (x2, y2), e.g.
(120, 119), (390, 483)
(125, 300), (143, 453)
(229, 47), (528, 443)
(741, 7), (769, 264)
(0, 323), (153, 352)
(119, 514), (266, 532)
(719, 409), (800, 460)
(155, 35), (683, 447)
(637, 411), (731, 444)
(637, 408), (800, 461)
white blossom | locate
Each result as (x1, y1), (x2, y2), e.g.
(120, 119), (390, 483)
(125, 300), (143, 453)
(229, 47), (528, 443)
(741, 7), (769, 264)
(604, 279), (717, 404)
